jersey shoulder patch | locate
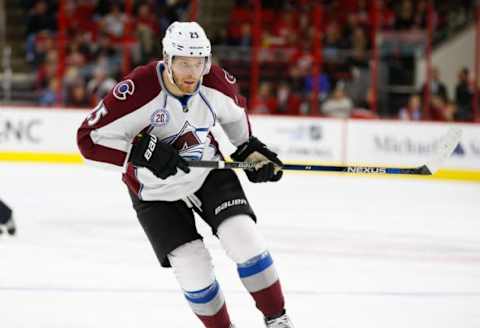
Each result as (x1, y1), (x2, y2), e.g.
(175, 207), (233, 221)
(104, 61), (162, 112)
(112, 79), (135, 100)
(203, 65), (246, 107)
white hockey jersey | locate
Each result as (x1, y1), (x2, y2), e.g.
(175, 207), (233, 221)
(77, 61), (251, 201)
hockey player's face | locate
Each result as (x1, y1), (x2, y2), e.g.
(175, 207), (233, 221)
(172, 56), (205, 93)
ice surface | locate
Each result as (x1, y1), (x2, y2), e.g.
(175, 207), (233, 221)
(1, 163), (479, 328)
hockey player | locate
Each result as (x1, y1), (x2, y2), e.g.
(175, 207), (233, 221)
(0, 199), (16, 236)
(77, 21), (294, 328)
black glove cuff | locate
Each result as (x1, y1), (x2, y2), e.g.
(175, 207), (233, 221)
(231, 136), (283, 167)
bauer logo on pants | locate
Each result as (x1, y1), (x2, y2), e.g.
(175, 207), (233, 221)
(215, 198), (247, 215)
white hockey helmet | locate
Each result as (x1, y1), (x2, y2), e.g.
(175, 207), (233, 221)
(162, 21), (212, 82)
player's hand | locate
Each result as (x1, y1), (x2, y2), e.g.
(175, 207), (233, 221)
(129, 133), (190, 179)
(231, 136), (283, 183)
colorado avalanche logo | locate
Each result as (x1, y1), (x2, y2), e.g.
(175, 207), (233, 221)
(161, 121), (209, 160)
(150, 109), (169, 127)
(113, 79), (135, 100)
(223, 69), (236, 84)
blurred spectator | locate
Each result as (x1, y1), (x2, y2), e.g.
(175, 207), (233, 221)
(94, 0), (113, 16)
(323, 22), (346, 62)
(100, 3), (127, 41)
(321, 84), (353, 118)
(394, 0), (415, 30)
(421, 67), (449, 103)
(237, 23), (252, 47)
(64, 43), (89, 83)
(65, 78), (90, 108)
(63, 0), (97, 37)
(379, 0), (396, 30)
(90, 33), (122, 76)
(227, 1), (251, 45)
(36, 49), (57, 90)
(163, 0), (191, 22)
(289, 44), (314, 77)
(87, 66), (117, 105)
(304, 73), (331, 101)
(454, 67), (474, 121)
(430, 95), (455, 121)
(352, 0), (370, 28)
(27, 30), (55, 67)
(346, 66), (370, 109)
(275, 82), (301, 115)
(39, 78), (60, 106)
(356, 87), (375, 111)
(286, 65), (306, 94)
(135, 3), (161, 63)
(69, 31), (94, 64)
(398, 94), (422, 120)
(26, 0), (56, 35)
(251, 81), (276, 114)
(414, 0), (428, 29)
(268, 12), (297, 48)
(348, 27), (369, 69)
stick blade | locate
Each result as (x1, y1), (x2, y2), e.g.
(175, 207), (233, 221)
(425, 127), (462, 175)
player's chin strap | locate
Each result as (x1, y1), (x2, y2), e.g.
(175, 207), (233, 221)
(187, 127), (462, 176)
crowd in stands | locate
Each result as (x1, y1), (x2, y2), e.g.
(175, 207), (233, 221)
(219, 0), (478, 121)
(23, 0), (478, 122)
(24, 0), (189, 107)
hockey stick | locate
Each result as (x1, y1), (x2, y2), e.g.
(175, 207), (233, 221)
(188, 127), (462, 176)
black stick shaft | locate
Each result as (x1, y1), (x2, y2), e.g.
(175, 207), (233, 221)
(187, 160), (432, 175)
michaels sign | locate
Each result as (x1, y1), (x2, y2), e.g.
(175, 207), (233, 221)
(374, 135), (445, 156)
(346, 121), (480, 169)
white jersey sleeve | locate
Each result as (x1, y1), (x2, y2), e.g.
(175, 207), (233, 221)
(202, 65), (251, 147)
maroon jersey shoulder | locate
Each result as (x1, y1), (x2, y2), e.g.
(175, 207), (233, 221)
(202, 65), (247, 108)
(77, 61), (161, 166)
(103, 61), (162, 117)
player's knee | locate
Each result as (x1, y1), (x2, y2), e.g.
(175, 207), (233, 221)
(167, 239), (215, 291)
(217, 214), (267, 264)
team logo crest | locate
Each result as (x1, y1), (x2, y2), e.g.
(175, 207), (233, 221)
(161, 121), (209, 160)
(223, 69), (236, 84)
(150, 109), (170, 127)
(113, 79), (135, 100)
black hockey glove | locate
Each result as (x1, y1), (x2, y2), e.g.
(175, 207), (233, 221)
(0, 216), (16, 236)
(231, 136), (283, 183)
(129, 133), (190, 179)
(0, 202), (15, 236)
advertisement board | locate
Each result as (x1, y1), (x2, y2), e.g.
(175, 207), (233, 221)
(346, 120), (480, 170)
(1, 107), (479, 181)
(247, 116), (344, 163)
(0, 108), (85, 153)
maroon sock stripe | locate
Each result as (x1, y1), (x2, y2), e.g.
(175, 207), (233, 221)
(196, 303), (232, 328)
(250, 280), (285, 318)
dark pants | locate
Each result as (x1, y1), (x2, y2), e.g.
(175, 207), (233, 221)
(129, 169), (256, 267)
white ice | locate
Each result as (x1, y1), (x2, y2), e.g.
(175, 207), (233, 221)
(1, 163), (479, 328)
